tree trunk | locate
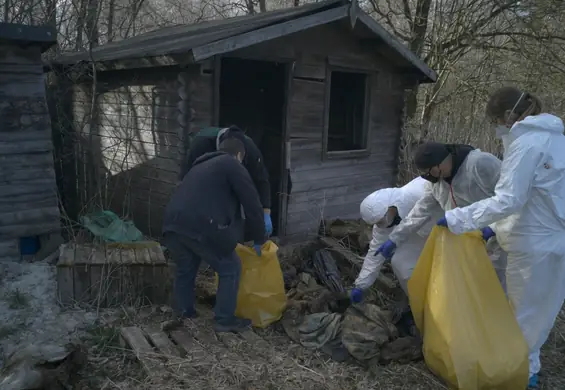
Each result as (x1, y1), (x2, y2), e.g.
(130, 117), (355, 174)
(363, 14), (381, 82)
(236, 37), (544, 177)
(405, 0), (432, 122)
(246, 0), (255, 14)
(85, 0), (99, 47)
(3, 0), (9, 22)
(75, 0), (86, 50)
(107, 0), (115, 42)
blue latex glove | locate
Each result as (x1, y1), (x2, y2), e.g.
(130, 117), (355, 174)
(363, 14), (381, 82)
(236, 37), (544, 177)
(481, 226), (496, 242)
(528, 374), (538, 388)
(374, 240), (397, 259)
(264, 213), (273, 237)
(253, 243), (262, 256)
(436, 216), (448, 227)
(350, 288), (363, 303)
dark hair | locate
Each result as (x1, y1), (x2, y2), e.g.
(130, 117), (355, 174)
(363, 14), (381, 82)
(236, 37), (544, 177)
(486, 87), (542, 121)
(413, 142), (450, 170)
(219, 137), (246, 158)
(220, 125), (246, 144)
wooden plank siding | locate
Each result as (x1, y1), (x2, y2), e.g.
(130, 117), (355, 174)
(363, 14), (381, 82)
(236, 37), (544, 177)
(0, 43), (60, 251)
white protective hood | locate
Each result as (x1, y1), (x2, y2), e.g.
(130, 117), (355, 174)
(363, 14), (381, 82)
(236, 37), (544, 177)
(356, 177), (429, 291)
(360, 177), (428, 224)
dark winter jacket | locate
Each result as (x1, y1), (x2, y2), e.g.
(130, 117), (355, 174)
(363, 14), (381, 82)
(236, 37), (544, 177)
(180, 127), (271, 209)
(163, 151), (265, 256)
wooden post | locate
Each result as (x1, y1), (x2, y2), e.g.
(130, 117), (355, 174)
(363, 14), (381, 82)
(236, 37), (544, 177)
(176, 71), (193, 181)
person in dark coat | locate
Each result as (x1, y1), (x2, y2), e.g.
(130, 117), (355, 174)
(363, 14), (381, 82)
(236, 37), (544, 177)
(180, 125), (273, 238)
(163, 137), (266, 333)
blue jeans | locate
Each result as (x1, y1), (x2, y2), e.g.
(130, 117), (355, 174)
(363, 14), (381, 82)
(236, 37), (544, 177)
(163, 233), (242, 324)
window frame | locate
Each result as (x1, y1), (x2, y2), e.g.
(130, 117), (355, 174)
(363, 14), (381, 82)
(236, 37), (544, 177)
(322, 64), (373, 160)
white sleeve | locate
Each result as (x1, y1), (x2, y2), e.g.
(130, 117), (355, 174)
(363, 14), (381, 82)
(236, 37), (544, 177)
(389, 184), (442, 246)
(354, 225), (390, 289)
(446, 140), (542, 234)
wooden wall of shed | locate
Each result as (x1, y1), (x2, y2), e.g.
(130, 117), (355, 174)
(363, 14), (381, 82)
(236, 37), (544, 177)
(228, 23), (405, 241)
(69, 67), (189, 237)
(0, 43), (60, 260)
(60, 22), (409, 241)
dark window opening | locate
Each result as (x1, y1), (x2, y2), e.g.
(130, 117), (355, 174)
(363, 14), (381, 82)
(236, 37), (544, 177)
(327, 71), (368, 153)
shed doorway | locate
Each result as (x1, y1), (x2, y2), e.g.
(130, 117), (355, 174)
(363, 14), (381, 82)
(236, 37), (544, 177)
(218, 57), (287, 237)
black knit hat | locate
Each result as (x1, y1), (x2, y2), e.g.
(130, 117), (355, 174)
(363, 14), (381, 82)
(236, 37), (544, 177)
(414, 142), (450, 170)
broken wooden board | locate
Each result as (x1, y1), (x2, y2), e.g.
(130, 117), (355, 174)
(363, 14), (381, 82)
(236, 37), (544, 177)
(121, 305), (329, 388)
(319, 236), (397, 292)
(56, 242), (172, 308)
(120, 326), (162, 375)
(322, 218), (372, 251)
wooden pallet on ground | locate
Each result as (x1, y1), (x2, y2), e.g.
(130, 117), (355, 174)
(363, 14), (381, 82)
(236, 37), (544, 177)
(119, 305), (332, 389)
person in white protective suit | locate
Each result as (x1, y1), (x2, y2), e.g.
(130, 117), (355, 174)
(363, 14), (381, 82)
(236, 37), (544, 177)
(375, 141), (508, 291)
(350, 176), (432, 302)
(438, 87), (565, 389)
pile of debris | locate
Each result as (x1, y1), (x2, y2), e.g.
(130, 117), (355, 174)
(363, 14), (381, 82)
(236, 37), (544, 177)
(279, 219), (422, 367)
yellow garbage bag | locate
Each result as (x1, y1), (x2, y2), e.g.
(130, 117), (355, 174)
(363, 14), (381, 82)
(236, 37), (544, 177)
(216, 240), (287, 328)
(408, 227), (528, 390)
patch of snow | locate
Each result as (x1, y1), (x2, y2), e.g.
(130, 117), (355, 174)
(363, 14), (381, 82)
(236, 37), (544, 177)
(0, 259), (98, 367)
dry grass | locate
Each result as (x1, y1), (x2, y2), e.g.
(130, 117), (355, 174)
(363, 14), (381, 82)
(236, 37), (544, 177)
(75, 307), (565, 390)
(71, 244), (565, 390)
(75, 306), (447, 390)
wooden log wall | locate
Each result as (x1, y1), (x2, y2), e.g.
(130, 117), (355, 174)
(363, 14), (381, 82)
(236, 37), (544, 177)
(0, 43), (60, 259)
(229, 23), (406, 241)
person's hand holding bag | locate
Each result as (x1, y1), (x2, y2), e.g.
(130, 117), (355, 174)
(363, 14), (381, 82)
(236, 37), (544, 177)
(436, 216), (448, 227)
(253, 242), (263, 256)
(481, 227), (496, 242)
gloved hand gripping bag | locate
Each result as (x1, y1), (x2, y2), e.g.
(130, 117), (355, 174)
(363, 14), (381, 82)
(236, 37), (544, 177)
(217, 240), (287, 328)
(408, 227), (529, 390)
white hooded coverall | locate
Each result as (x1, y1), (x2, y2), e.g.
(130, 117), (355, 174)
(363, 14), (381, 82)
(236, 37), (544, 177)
(388, 149), (508, 289)
(445, 113), (565, 377)
(355, 177), (432, 293)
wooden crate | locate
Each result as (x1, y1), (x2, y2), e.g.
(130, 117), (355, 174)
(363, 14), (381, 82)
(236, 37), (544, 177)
(56, 242), (172, 307)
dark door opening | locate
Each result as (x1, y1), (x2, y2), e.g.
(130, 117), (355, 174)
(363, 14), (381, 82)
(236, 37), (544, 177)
(218, 57), (287, 237)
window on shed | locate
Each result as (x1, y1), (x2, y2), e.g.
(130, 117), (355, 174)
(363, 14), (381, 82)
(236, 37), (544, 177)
(325, 70), (369, 154)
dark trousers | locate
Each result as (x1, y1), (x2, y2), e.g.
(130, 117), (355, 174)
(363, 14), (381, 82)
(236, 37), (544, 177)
(163, 232), (242, 324)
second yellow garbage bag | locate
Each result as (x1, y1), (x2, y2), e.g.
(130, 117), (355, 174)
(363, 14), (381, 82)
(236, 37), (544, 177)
(408, 227), (528, 390)
(216, 240), (287, 328)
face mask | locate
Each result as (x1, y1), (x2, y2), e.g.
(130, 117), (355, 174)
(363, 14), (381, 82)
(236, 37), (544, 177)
(500, 134), (513, 151)
(494, 92), (526, 140)
(376, 213), (392, 228)
(495, 125), (510, 139)
(387, 214), (402, 228)
(421, 173), (438, 183)
(377, 211), (402, 228)
(421, 166), (443, 183)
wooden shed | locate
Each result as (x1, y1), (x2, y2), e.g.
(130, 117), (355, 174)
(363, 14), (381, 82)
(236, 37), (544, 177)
(50, 0), (436, 242)
(0, 23), (61, 261)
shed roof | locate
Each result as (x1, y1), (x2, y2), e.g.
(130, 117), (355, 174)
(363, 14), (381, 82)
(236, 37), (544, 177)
(0, 23), (57, 52)
(53, 0), (436, 82)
